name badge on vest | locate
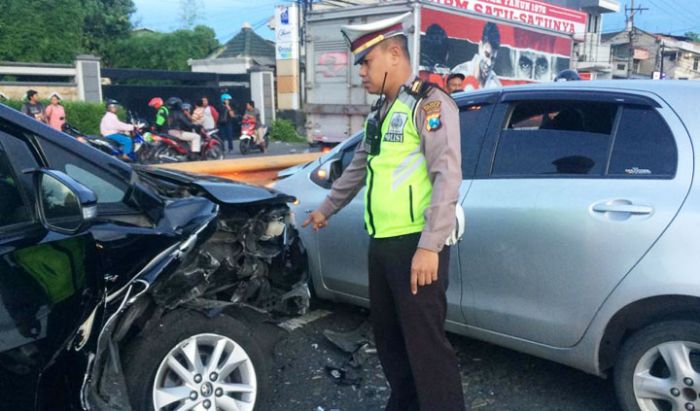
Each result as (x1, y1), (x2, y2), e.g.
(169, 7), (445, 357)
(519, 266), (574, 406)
(384, 112), (407, 143)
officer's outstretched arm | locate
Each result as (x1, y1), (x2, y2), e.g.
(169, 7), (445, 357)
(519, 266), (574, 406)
(308, 141), (369, 228)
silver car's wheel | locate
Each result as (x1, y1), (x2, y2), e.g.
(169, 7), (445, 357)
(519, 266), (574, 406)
(615, 321), (700, 411)
(633, 342), (700, 411)
(152, 333), (257, 411)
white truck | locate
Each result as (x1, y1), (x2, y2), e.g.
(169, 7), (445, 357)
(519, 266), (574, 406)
(303, 0), (587, 145)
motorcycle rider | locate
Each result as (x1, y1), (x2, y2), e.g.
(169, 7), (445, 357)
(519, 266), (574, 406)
(244, 100), (266, 148)
(99, 99), (134, 161)
(166, 97), (202, 160)
(181, 102), (193, 122)
(148, 97), (169, 133)
(554, 69), (581, 82)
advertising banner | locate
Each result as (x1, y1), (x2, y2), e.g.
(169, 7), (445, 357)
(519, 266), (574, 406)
(425, 0), (587, 36)
(275, 5), (299, 60)
(419, 7), (573, 90)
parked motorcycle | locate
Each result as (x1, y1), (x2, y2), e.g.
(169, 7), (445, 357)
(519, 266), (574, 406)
(151, 126), (224, 163)
(239, 114), (268, 155)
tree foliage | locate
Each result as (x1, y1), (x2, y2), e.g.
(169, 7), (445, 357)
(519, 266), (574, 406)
(685, 32), (700, 42)
(109, 25), (220, 71)
(178, 0), (205, 30)
(0, 0), (86, 63)
(0, 0), (219, 71)
(83, 0), (136, 64)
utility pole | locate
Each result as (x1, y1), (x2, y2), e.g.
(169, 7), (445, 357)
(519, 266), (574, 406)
(659, 42), (665, 79)
(626, 0), (649, 78)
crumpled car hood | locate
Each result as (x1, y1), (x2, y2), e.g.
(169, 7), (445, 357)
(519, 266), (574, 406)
(134, 166), (295, 205)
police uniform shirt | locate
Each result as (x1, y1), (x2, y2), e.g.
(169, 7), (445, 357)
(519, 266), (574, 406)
(317, 78), (461, 252)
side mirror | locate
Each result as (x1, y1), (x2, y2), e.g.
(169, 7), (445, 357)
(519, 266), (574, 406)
(34, 169), (97, 234)
(310, 158), (340, 189)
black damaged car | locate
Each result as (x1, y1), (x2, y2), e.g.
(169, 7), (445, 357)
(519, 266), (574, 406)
(0, 103), (308, 410)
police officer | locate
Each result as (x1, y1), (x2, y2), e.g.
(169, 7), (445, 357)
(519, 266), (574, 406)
(303, 12), (465, 411)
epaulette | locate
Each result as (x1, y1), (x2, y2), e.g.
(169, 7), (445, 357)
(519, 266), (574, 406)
(407, 79), (439, 99)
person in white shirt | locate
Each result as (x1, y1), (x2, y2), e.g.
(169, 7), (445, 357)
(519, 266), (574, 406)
(99, 99), (134, 161)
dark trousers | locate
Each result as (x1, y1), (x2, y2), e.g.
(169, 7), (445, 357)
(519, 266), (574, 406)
(220, 122), (234, 151)
(368, 233), (465, 411)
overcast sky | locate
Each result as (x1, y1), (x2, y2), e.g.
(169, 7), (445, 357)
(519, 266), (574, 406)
(132, 0), (700, 43)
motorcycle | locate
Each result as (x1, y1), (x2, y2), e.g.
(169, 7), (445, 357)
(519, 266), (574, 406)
(62, 122), (157, 163)
(239, 114), (268, 155)
(151, 126), (224, 163)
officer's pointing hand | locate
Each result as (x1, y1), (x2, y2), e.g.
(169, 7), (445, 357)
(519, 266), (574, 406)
(302, 210), (328, 231)
(410, 248), (439, 295)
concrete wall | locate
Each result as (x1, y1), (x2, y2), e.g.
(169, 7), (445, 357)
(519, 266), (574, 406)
(0, 56), (101, 101)
(0, 84), (79, 101)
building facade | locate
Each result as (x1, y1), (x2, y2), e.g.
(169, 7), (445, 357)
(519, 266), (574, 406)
(547, 0), (620, 79)
(603, 28), (700, 80)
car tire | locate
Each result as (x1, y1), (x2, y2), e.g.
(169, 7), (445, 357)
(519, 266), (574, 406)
(614, 320), (700, 411)
(123, 309), (268, 411)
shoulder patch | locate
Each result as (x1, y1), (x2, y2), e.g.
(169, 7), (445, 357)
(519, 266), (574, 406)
(422, 100), (441, 114)
(422, 99), (442, 132)
(425, 112), (441, 131)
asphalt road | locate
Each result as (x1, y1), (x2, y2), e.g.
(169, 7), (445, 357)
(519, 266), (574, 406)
(223, 140), (314, 159)
(259, 301), (621, 411)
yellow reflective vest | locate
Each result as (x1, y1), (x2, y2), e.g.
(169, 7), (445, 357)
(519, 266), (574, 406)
(364, 86), (432, 238)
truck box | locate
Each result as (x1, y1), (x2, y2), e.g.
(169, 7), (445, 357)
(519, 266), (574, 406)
(304, 0), (586, 144)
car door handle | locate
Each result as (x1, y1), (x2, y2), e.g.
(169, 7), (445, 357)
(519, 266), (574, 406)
(592, 202), (653, 215)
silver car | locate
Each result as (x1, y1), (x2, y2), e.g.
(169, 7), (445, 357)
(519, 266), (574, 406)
(275, 80), (700, 411)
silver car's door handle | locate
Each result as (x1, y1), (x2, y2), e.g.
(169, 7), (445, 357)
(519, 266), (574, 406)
(592, 202), (653, 215)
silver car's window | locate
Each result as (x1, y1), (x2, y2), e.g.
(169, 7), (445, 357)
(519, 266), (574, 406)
(608, 106), (677, 178)
(493, 100), (618, 177)
(460, 104), (493, 178)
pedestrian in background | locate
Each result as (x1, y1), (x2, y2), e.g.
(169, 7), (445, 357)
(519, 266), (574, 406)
(304, 13), (465, 411)
(219, 93), (235, 153)
(21, 90), (46, 123)
(200, 96), (218, 131)
(44, 93), (66, 131)
(446, 73), (465, 95)
(192, 100), (205, 126)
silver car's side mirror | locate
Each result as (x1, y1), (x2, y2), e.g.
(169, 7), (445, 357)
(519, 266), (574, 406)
(34, 169), (97, 234)
(311, 158), (340, 189)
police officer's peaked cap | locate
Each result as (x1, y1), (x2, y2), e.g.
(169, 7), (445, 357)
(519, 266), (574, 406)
(341, 12), (411, 65)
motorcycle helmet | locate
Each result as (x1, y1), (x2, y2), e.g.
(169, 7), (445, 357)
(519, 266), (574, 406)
(148, 97), (163, 109)
(165, 96), (182, 110)
(554, 69), (581, 82)
(181, 102), (192, 111)
(105, 99), (120, 110)
(220, 93), (232, 103)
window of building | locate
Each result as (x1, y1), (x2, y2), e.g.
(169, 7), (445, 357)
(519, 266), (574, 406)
(693, 57), (699, 71)
(492, 100), (618, 177)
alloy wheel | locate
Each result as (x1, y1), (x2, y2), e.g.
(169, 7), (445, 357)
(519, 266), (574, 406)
(152, 333), (257, 411)
(634, 341), (700, 411)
